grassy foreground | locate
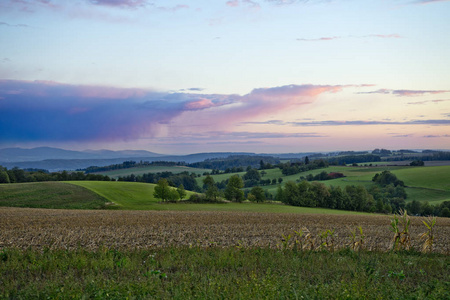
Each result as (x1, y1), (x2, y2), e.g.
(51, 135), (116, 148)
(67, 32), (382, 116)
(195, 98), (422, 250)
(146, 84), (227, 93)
(1, 247), (449, 299)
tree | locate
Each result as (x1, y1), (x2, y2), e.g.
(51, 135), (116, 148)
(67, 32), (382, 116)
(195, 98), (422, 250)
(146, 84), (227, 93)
(0, 166), (10, 184)
(177, 184), (187, 200)
(250, 186), (266, 203)
(153, 179), (171, 202)
(305, 156), (310, 165)
(224, 175), (244, 202)
(203, 175), (219, 201)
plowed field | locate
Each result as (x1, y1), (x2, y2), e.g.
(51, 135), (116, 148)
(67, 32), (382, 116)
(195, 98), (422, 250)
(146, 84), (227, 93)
(1, 207), (449, 252)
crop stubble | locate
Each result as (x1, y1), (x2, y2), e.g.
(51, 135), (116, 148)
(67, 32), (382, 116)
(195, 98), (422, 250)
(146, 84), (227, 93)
(0, 207), (449, 252)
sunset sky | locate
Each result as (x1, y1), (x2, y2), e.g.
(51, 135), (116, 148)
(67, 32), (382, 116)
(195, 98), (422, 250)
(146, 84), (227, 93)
(1, 0), (449, 154)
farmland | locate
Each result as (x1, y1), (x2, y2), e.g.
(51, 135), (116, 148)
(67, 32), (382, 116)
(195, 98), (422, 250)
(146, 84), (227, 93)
(0, 182), (108, 209)
(1, 207), (449, 251)
(1, 207), (449, 298)
(92, 165), (211, 179)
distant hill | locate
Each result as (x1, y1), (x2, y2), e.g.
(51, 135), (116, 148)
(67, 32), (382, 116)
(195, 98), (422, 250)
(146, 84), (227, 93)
(0, 147), (163, 163)
(0, 147), (264, 171)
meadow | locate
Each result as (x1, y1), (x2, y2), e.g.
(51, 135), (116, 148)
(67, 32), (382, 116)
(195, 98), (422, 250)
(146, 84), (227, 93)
(201, 165), (450, 204)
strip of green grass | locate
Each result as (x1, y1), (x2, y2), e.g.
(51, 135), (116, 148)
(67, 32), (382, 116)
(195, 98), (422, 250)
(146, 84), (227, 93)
(1, 247), (448, 299)
(0, 182), (108, 209)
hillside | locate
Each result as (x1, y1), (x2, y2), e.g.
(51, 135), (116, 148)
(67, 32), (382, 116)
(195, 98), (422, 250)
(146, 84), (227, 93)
(0, 182), (109, 209)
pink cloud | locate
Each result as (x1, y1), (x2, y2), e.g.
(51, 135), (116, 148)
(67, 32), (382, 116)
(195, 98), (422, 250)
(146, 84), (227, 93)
(89, 0), (147, 8)
(184, 98), (216, 110)
(226, 0), (240, 7)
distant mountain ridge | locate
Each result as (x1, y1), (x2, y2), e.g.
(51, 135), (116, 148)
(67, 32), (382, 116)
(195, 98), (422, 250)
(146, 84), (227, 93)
(0, 147), (163, 163)
(0, 147), (268, 171)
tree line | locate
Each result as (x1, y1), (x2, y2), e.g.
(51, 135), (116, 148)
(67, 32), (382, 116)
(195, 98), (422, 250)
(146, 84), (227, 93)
(0, 166), (113, 183)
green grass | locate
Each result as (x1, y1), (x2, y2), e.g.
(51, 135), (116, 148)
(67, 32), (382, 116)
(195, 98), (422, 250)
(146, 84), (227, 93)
(93, 165), (211, 179)
(69, 181), (362, 214)
(1, 247), (449, 299)
(0, 182), (108, 209)
(199, 165), (450, 204)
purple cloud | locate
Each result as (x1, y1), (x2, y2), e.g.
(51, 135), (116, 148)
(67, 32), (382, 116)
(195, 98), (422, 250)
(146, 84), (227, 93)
(243, 119), (450, 126)
(413, 0), (450, 4)
(89, 0), (147, 8)
(0, 80), (357, 145)
(358, 89), (450, 97)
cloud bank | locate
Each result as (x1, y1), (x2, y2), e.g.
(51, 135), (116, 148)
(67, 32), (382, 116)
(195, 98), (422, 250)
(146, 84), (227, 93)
(0, 80), (349, 144)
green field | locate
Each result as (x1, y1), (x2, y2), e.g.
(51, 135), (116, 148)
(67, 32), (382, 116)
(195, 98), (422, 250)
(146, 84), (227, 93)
(199, 165), (450, 204)
(93, 165), (211, 179)
(70, 181), (363, 214)
(0, 182), (108, 209)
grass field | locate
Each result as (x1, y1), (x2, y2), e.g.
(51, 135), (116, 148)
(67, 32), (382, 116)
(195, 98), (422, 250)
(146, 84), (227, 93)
(1, 247), (449, 299)
(0, 182), (108, 209)
(201, 165), (450, 204)
(93, 165), (211, 179)
(70, 181), (363, 214)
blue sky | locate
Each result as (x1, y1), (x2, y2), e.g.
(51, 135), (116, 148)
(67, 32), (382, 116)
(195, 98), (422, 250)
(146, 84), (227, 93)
(1, 0), (449, 154)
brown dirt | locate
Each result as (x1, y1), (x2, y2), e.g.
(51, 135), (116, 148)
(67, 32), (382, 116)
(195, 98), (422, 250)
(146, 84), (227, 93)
(1, 207), (449, 252)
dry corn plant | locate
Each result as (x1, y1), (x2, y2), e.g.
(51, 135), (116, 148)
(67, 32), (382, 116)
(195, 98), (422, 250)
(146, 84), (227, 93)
(389, 209), (411, 251)
(420, 216), (437, 253)
(348, 226), (365, 251)
(319, 229), (336, 252)
(293, 228), (314, 251)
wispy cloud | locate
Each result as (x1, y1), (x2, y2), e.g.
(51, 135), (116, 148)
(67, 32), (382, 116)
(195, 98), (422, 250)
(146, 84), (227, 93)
(408, 99), (450, 105)
(297, 34), (401, 42)
(412, 0), (450, 4)
(244, 119), (450, 126)
(424, 134), (450, 138)
(359, 89), (450, 97)
(89, 0), (148, 8)
(0, 21), (30, 27)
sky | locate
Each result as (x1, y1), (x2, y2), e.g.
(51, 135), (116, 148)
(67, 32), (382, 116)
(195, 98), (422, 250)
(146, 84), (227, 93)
(0, 0), (449, 155)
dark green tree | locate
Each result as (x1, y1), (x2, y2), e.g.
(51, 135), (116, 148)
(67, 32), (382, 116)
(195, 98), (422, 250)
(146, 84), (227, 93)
(153, 178), (171, 202)
(224, 175), (244, 202)
(250, 186), (266, 203)
(177, 184), (187, 200)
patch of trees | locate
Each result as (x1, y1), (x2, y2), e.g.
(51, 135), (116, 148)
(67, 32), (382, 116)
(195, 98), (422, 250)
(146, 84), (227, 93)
(405, 200), (450, 218)
(409, 160), (424, 166)
(372, 149), (392, 155)
(279, 159), (329, 176)
(118, 171), (200, 192)
(188, 155), (280, 171)
(302, 171), (345, 181)
(385, 151), (450, 162)
(276, 180), (375, 212)
(0, 166), (113, 183)
(328, 154), (381, 165)
(83, 160), (183, 173)
(372, 170), (404, 187)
